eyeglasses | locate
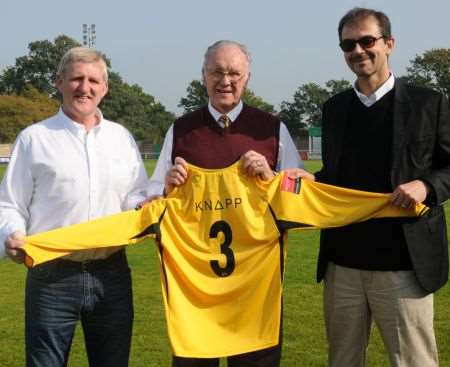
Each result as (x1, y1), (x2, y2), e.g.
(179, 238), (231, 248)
(339, 35), (385, 52)
(206, 69), (247, 83)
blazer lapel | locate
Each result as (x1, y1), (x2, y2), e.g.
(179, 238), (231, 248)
(391, 80), (412, 176)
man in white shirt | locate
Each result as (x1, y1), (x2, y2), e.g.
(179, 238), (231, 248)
(148, 40), (303, 367)
(0, 47), (148, 367)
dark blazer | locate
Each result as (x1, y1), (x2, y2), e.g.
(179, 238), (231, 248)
(315, 79), (450, 293)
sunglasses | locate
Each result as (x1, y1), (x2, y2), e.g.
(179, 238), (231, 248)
(339, 35), (385, 52)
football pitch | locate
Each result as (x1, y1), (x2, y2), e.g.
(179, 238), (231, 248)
(0, 161), (449, 366)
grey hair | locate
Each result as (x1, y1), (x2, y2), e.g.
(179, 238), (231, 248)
(57, 47), (108, 83)
(202, 40), (252, 74)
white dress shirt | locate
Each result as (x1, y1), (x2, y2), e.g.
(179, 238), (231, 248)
(147, 100), (303, 196)
(353, 73), (395, 107)
(0, 108), (148, 260)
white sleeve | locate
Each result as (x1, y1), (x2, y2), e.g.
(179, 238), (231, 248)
(277, 122), (304, 170)
(122, 132), (150, 210)
(147, 124), (174, 196)
(0, 135), (32, 257)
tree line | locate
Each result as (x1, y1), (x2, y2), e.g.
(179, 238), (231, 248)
(175, 48), (450, 135)
(0, 35), (175, 144)
(1, 35), (449, 143)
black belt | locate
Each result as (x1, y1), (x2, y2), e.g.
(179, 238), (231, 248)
(36, 249), (128, 273)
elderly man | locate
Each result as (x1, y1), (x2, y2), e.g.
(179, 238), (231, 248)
(148, 40), (302, 367)
(293, 7), (450, 367)
(0, 47), (148, 367)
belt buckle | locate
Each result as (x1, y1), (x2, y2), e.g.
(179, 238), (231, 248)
(81, 260), (92, 272)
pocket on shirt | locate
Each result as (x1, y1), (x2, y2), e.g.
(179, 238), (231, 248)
(108, 157), (131, 191)
(34, 158), (81, 200)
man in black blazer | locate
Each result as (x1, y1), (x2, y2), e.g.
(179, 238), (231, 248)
(291, 7), (450, 367)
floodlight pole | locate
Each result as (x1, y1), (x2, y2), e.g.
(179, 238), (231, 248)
(82, 24), (96, 48)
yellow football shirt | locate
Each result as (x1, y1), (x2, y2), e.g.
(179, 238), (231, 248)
(23, 162), (427, 357)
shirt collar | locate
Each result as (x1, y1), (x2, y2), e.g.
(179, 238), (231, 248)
(58, 108), (104, 139)
(208, 100), (243, 127)
(353, 73), (395, 107)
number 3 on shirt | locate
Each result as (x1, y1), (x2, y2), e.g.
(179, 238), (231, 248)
(209, 220), (235, 277)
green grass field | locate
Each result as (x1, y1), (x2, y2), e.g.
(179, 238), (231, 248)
(0, 161), (449, 366)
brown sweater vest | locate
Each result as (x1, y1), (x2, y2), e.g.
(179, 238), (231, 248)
(172, 105), (280, 169)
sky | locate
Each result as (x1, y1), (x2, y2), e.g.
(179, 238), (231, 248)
(1, 0), (449, 115)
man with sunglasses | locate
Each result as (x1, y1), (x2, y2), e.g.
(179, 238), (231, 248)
(314, 7), (450, 367)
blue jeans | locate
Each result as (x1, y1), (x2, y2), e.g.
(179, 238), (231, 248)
(25, 250), (133, 367)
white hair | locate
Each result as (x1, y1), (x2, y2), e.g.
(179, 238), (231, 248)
(57, 47), (108, 83)
(202, 40), (251, 74)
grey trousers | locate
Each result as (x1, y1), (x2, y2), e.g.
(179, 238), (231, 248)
(324, 262), (438, 367)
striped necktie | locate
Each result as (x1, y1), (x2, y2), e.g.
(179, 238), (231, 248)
(218, 115), (231, 129)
